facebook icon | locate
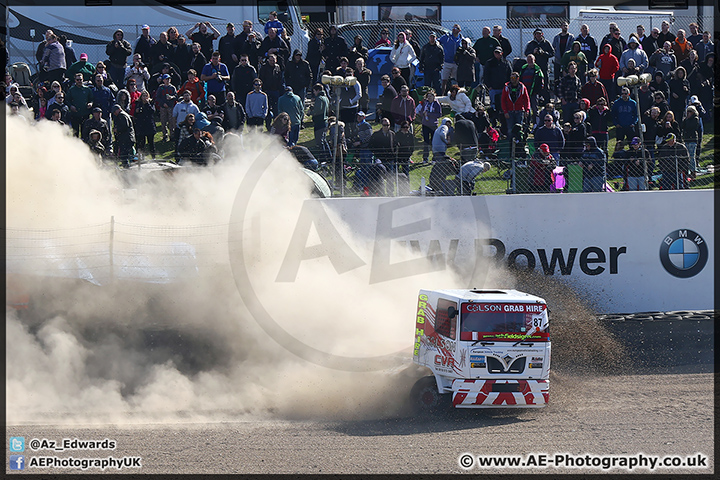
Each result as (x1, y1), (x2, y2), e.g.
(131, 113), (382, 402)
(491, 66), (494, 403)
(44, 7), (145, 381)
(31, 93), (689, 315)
(10, 455), (25, 470)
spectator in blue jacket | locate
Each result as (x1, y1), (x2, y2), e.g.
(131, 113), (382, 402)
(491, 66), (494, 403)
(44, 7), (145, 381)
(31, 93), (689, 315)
(611, 87), (638, 145)
(264, 11), (284, 36)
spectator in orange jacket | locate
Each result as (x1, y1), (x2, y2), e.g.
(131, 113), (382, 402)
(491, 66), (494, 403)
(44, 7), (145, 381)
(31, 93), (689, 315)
(177, 69), (205, 107)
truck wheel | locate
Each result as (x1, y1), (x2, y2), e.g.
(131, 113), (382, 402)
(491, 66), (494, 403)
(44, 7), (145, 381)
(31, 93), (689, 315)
(410, 376), (448, 413)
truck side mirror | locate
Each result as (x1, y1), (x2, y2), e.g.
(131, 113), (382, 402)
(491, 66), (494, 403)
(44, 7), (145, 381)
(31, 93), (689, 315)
(448, 306), (458, 319)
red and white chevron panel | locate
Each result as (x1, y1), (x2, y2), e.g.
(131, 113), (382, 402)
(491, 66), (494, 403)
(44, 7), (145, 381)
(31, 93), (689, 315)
(451, 379), (549, 408)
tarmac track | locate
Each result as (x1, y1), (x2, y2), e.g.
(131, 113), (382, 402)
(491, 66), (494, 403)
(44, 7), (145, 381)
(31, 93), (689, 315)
(6, 371), (714, 475)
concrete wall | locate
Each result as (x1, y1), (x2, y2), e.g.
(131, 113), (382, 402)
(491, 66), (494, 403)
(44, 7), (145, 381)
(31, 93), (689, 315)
(320, 190), (713, 312)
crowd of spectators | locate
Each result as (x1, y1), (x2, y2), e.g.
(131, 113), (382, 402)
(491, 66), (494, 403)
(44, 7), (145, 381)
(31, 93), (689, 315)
(3, 15), (716, 192)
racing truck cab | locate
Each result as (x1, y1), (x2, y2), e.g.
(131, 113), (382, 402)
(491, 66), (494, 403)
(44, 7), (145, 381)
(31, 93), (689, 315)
(411, 289), (550, 410)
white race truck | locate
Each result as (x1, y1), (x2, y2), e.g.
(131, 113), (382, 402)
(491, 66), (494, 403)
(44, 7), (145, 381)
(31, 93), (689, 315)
(410, 289), (550, 411)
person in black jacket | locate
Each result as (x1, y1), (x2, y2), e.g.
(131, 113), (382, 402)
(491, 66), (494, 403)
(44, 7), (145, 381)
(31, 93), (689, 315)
(492, 25), (512, 59)
(483, 47), (512, 112)
(106, 29), (133, 90)
(284, 49), (312, 101)
(454, 115), (479, 162)
(231, 53), (257, 108)
(454, 38), (476, 89)
(218, 23), (238, 73)
(258, 53), (284, 130)
(378, 75), (398, 128)
(188, 42), (207, 79)
(259, 28), (289, 70)
(150, 32), (175, 69)
(323, 26), (348, 73)
(171, 36), (193, 76)
(133, 91), (157, 159)
(347, 35), (369, 66)
(306, 28), (325, 86)
(111, 103), (136, 167)
(222, 91), (246, 132)
(420, 33), (444, 93)
(524, 29), (555, 80)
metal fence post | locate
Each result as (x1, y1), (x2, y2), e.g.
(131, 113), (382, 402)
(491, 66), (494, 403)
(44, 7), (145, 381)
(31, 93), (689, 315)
(109, 215), (115, 283)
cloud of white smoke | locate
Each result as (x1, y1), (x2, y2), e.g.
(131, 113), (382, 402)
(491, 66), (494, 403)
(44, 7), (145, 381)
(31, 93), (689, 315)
(6, 115), (477, 425)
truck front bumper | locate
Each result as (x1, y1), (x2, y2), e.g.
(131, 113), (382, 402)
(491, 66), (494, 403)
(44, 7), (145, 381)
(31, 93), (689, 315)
(451, 379), (549, 408)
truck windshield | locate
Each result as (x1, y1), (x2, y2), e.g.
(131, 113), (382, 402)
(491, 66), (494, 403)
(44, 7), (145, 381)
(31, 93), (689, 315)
(459, 302), (548, 341)
(461, 311), (527, 333)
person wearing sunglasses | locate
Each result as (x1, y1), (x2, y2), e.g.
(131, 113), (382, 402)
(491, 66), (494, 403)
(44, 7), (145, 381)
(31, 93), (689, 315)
(245, 78), (268, 131)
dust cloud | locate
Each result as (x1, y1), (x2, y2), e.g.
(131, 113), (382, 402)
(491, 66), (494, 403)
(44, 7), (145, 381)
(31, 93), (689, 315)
(5, 115), (463, 425)
(6, 115), (622, 426)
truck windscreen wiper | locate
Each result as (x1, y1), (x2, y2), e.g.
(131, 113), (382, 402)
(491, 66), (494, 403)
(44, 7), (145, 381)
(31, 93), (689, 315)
(512, 340), (535, 347)
(472, 340), (495, 346)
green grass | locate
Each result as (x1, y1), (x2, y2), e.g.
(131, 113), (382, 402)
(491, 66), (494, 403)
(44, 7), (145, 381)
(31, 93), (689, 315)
(143, 103), (716, 195)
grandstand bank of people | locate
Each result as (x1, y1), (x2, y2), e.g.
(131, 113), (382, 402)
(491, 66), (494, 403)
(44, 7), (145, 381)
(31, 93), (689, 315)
(3, 14), (715, 192)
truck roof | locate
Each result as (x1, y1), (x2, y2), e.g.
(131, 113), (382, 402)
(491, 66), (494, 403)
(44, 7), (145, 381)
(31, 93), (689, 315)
(421, 289), (546, 304)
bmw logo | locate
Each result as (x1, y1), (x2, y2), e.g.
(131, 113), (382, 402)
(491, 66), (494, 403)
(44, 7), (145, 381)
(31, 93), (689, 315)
(659, 229), (708, 278)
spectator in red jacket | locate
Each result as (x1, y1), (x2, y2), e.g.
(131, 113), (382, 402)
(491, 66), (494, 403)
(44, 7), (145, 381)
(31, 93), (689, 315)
(594, 43), (619, 102)
(500, 71), (530, 137)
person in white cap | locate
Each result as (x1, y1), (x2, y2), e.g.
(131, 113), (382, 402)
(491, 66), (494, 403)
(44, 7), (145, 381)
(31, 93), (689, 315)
(134, 24), (156, 68)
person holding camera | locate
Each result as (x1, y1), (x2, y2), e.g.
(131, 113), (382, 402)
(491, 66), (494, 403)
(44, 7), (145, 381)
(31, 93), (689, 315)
(106, 29), (133, 90)
(201, 51), (230, 106)
(124, 53), (151, 92)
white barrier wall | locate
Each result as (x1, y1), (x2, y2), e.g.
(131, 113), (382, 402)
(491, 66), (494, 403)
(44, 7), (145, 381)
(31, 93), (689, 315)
(319, 191), (713, 313)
